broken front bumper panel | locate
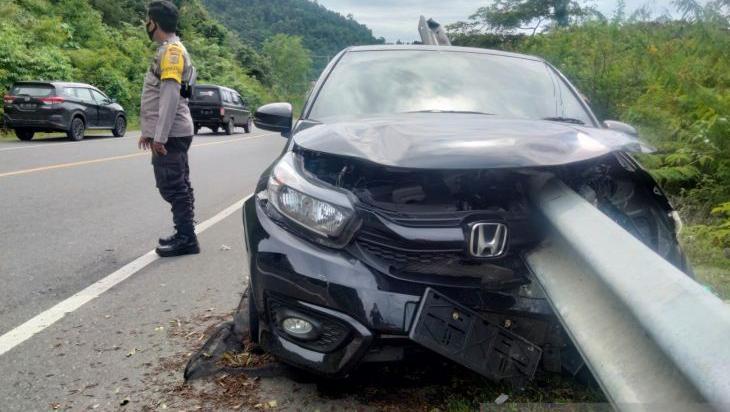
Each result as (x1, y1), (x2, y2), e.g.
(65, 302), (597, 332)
(410, 288), (542, 385)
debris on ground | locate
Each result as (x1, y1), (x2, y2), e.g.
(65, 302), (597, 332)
(136, 299), (605, 411)
(495, 393), (509, 404)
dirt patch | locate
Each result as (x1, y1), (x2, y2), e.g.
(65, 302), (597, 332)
(219, 339), (275, 370)
(137, 311), (272, 411)
(140, 374), (261, 411)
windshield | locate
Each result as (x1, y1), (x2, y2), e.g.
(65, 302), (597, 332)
(192, 87), (220, 103)
(11, 84), (54, 97)
(308, 50), (594, 125)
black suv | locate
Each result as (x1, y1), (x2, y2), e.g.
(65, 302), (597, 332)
(3, 81), (126, 141)
(189, 85), (252, 135)
(240, 46), (691, 384)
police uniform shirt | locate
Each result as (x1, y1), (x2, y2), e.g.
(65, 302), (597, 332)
(140, 34), (194, 144)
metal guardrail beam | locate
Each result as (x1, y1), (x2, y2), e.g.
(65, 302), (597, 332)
(418, 16), (451, 46)
(525, 178), (730, 410)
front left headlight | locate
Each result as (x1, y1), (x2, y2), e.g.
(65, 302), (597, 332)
(265, 152), (358, 246)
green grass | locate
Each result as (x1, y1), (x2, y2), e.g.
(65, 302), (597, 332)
(694, 265), (730, 300)
(680, 226), (730, 300)
(1, 122), (139, 142)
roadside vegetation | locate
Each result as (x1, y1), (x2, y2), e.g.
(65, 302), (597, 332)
(201, 0), (384, 74)
(0, 0), (315, 129)
(449, 0), (730, 299)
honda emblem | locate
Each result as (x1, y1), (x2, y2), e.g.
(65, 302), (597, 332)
(468, 222), (508, 258)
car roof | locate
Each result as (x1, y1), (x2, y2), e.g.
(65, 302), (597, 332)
(343, 45), (545, 62)
(195, 84), (239, 93)
(13, 81), (96, 88)
(52, 82), (97, 88)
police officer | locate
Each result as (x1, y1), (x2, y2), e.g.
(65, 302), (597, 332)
(139, 0), (199, 257)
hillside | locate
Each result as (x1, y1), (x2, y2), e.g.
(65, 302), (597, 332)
(202, 0), (384, 73)
(0, 0), (272, 120)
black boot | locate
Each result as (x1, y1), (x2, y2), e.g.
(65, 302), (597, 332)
(159, 233), (178, 246)
(156, 233), (200, 257)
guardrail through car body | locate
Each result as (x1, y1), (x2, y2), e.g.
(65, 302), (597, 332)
(525, 178), (730, 411)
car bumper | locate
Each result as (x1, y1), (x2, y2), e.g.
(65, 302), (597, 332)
(4, 114), (67, 131)
(244, 197), (423, 375)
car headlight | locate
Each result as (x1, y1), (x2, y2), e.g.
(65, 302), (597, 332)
(265, 152), (358, 246)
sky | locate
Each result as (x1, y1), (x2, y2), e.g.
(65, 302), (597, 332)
(315, 0), (691, 42)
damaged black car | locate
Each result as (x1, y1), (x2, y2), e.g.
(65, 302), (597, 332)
(238, 45), (691, 384)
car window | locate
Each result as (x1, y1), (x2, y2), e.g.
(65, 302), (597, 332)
(554, 75), (593, 125)
(193, 87), (220, 103)
(74, 88), (94, 102)
(90, 90), (108, 103)
(10, 84), (54, 97)
(309, 50), (594, 125)
(62, 88), (77, 98)
(222, 90), (231, 103)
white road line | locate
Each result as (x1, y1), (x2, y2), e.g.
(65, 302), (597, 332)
(0, 193), (254, 357)
(0, 133), (269, 179)
(0, 128), (258, 152)
(0, 134), (138, 152)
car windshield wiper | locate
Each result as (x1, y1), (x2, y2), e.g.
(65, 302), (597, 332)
(541, 116), (585, 125)
(405, 110), (495, 116)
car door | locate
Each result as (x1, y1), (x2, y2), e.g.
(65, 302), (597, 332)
(221, 89), (233, 122)
(228, 91), (244, 125)
(234, 93), (250, 124)
(90, 89), (115, 127)
(72, 87), (99, 127)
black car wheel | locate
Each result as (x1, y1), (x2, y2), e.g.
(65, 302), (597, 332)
(233, 287), (259, 344)
(15, 129), (34, 141)
(212, 126), (220, 134)
(224, 118), (234, 135)
(244, 118), (252, 134)
(247, 289), (260, 343)
(67, 117), (85, 141)
(112, 116), (126, 137)
(194, 124), (200, 135)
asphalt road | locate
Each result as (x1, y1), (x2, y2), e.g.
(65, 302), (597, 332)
(0, 128), (289, 409)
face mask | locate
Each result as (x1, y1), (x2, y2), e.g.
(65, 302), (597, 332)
(146, 21), (157, 41)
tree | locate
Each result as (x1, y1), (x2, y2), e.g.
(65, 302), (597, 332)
(448, 0), (593, 35)
(262, 34), (312, 104)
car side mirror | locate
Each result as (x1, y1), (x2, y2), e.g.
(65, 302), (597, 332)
(254, 102), (293, 136)
(603, 120), (638, 137)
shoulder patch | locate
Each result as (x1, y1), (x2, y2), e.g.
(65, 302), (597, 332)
(160, 44), (184, 83)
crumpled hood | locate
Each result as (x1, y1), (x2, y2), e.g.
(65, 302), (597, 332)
(294, 114), (654, 169)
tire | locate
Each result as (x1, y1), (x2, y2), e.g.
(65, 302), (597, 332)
(67, 117), (85, 141)
(194, 124), (200, 135)
(243, 117), (252, 134)
(224, 118), (234, 135)
(211, 126), (219, 134)
(112, 116), (126, 137)
(248, 288), (260, 343)
(233, 287), (259, 344)
(15, 129), (34, 141)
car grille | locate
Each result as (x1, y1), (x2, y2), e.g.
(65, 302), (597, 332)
(354, 214), (532, 289)
(358, 238), (462, 266)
